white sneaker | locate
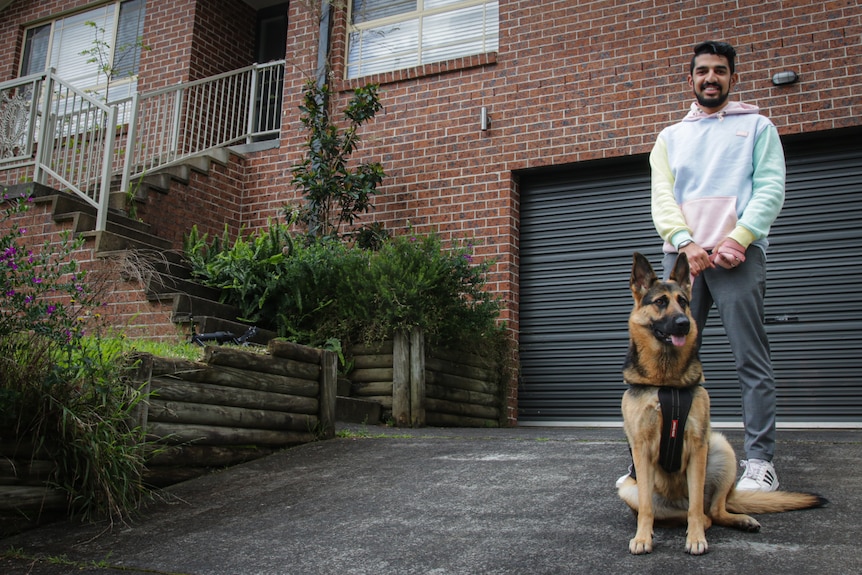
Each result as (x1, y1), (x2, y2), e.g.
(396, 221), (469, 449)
(737, 459), (779, 492)
(615, 473), (630, 488)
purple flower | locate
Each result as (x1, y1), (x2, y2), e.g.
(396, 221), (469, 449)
(46, 305), (57, 315)
(18, 228), (26, 235)
(33, 277), (43, 284)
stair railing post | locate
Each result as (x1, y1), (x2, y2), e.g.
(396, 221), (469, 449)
(169, 82), (184, 161)
(246, 63), (259, 144)
(120, 91), (141, 198)
(95, 104), (118, 232)
(33, 69), (55, 186)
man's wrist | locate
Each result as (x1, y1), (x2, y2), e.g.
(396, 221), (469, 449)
(677, 239), (694, 250)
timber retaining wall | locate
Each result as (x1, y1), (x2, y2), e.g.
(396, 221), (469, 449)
(0, 339), (335, 533)
(349, 329), (504, 428)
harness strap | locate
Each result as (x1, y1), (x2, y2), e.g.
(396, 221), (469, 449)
(658, 387), (694, 473)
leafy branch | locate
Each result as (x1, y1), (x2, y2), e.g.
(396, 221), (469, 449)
(290, 80), (385, 241)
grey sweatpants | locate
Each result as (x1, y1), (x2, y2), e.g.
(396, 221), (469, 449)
(663, 247), (776, 462)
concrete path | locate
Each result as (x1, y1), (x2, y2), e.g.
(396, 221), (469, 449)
(1, 425), (859, 574)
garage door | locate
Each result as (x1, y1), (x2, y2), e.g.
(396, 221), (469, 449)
(517, 126), (862, 426)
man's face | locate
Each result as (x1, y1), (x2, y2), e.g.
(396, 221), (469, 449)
(688, 53), (738, 113)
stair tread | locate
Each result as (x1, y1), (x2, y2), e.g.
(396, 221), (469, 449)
(20, 180), (254, 339)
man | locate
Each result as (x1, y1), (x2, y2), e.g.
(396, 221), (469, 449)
(649, 41), (786, 491)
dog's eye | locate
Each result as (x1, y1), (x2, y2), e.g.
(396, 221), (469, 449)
(677, 296), (689, 309)
(654, 295), (669, 308)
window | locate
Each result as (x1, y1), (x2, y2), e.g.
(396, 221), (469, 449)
(21, 0), (146, 103)
(346, 0), (498, 79)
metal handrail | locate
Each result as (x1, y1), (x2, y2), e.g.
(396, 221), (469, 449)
(1, 61), (284, 231)
(119, 61), (285, 194)
(1, 69), (117, 230)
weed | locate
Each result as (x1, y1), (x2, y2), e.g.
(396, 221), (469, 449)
(1, 194), (155, 524)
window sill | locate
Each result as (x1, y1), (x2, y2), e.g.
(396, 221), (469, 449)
(333, 52), (497, 92)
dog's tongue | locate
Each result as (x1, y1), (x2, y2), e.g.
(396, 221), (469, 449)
(671, 335), (687, 347)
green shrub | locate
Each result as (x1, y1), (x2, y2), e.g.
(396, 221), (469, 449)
(0, 194), (151, 523)
(184, 222), (505, 355)
(184, 221), (295, 325)
(290, 81), (385, 241)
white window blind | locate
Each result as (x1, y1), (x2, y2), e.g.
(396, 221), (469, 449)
(21, 0), (146, 103)
(346, 0), (498, 79)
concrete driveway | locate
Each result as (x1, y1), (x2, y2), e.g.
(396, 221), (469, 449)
(1, 425), (859, 574)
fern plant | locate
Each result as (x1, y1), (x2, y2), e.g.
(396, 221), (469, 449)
(184, 223), (294, 324)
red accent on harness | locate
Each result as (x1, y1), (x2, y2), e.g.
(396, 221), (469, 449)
(670, 419), (679, 439)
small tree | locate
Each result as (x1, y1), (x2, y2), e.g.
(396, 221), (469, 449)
(79, 19), (150, 103)
(290, 80), (385, 241)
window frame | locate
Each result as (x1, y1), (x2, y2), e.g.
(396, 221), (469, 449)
(19, 0), (146, 104)
(345, 0), (498, 80)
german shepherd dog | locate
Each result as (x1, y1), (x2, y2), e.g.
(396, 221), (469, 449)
(618, 252), (826, 555)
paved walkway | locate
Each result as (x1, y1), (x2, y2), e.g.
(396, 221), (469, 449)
(1, 425), (859, 574)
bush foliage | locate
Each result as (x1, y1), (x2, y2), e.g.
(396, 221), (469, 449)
(0, 194), (151, 524)
(184, 223), (505, 354)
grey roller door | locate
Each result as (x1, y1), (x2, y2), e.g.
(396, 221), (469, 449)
(517, 126), (862, 425)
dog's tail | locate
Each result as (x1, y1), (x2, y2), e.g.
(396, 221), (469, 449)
(727, 489), (828, 514)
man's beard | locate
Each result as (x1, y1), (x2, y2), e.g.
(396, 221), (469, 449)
(695, 84), (729, 109)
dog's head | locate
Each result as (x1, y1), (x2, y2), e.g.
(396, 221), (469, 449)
(629, 252), (695, 348)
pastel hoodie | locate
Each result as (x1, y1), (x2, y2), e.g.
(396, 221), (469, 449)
(650, 101), (786, 253)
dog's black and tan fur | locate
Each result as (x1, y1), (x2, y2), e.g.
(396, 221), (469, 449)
(619, 252), (826, 555)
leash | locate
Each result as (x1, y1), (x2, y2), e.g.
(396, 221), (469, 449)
(658, 386), (694, 472)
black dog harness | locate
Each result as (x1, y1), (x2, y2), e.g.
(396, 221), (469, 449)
(657, 386), (694, 473)
(626, 385), (696, 479)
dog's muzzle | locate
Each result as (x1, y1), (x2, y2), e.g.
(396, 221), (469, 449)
(652, 315), (691, 347)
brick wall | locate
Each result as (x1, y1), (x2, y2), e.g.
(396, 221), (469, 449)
(1, 196), (180, 342)
(2, 0), (860, 424)
(263, 0), (860, 424)
(137, 0), (197, 90)
(281, 0), (861, 336)
(138, 0), (255, 91)
(136, 150), (247, 247)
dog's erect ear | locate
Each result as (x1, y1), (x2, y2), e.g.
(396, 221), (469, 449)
(669, 252), (692, 295)
(630, 252), (657, 302)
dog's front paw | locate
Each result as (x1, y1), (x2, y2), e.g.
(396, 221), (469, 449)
(685, 535), (709, 555)
(629, 536), (653, 555)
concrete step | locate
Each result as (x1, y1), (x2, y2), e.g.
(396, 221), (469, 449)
(153, 292), (241, 325)
(80, 229), (173, 254)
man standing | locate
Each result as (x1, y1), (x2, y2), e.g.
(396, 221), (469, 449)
(650, 41), (786, 491)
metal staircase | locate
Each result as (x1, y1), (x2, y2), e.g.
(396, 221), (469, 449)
(1, 61), (285, 231)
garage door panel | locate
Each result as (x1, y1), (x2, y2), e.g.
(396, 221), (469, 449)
(517, 127), (862, 425)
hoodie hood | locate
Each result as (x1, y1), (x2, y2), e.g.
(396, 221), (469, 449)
(682, 101), (760, 122)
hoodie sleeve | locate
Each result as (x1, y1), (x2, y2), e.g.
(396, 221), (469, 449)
(728, 123), (786, 247)
(650, 135), (692, 247)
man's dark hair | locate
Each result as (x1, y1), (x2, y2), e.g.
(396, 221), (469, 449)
(690, 41), (737, 75)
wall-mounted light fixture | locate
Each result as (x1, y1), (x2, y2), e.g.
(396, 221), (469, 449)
(772, 71), (799, 86)
(480, 106), (491, 131)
